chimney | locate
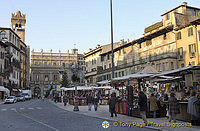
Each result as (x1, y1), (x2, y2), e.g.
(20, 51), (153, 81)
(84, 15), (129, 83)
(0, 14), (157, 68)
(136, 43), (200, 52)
(182, 2), (187, 6)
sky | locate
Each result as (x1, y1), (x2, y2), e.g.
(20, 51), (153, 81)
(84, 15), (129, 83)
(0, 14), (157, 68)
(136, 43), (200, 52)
(0, 0), (199, 53)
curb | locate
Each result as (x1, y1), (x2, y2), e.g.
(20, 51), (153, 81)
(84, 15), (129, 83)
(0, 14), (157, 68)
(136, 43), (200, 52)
(50, 100), (161, 131)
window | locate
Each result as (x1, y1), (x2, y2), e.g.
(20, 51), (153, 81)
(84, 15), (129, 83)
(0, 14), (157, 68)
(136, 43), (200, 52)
(44, 62), (47, 66)
(122, 48), (126, 54)
(35, 62), (38, 65)
(146, 40), (152, 46)
(164, 33), (167, 40)
(44, 75), (49, 81)
(118, 72), (121, 77)
(104, 65), (106, 70)
(181, 63), (185, 68)
(189, 44), (196, 57)
(198, 31), (200, 42)
(176, 32), (182, 40)
(36, 75), (39, 81)
(139, 43), (141, 48)
(166, 14), (170, 20)
(193, 10), (196, 16)
(107, 54), (110, 60)
(188, 27), (193, 37)
(178, 47), (183, 59)
(19, 24), (22, 28)
(0, 64), (2, 73)
(171, 62), (174, 70)
(53, 62), (56, 66)
(119, 50), (121, 55)
(101, 56), (104, 62)
(122, 71), (124, 76)
(15, 24), (18, 27)
(109, 63), (111, 69)
(54, 75), (57, 81)
(115, 72), (117, 78)
(191, 61), (195, 65)
(0, 31), (6, 39)
(163, 63), (165, 71)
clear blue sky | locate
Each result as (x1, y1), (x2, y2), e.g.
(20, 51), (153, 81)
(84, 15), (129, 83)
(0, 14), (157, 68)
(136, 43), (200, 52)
(0, 0), (199, 53)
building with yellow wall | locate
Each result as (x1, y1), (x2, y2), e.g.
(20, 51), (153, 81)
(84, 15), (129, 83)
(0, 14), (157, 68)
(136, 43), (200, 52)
(84, 2), (200, 85)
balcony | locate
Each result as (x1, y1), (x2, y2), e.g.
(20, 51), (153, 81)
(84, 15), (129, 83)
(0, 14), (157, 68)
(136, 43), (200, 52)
(97, 51), (178, 74)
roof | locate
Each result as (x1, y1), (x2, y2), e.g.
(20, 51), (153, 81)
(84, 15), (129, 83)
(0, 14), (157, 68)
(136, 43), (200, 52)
(161, 4), (200, 16)
(140, 65), (159, 74)
(84, 46), (102, 58)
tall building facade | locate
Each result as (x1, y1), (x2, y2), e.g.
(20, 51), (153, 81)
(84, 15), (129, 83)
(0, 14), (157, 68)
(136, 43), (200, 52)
(30, 49), (84, 95)
(0, 10), (30, 96)
(84, 2), (200, 87)
(11, 11), (30, 89)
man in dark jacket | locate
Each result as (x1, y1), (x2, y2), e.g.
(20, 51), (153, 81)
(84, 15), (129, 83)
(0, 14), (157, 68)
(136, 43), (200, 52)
(108, 92), (117, 117)
(86, 93), (93, 111)
(138, 91), (148, 124)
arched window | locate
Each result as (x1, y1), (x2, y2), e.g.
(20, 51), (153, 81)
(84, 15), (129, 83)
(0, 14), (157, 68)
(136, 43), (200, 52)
(15, 23), (18, 27)
(19, 24), (22, 28)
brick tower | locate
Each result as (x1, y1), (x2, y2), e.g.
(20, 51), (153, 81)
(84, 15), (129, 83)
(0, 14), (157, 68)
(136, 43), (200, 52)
(11, 11), (26, 42)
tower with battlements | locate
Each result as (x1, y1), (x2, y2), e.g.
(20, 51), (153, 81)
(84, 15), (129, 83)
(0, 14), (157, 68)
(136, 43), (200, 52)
(11, 11), (26, 42)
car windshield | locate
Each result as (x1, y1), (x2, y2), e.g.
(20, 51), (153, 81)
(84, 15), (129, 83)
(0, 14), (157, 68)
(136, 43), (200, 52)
(22, 93), (28, 96)
(7, 96), (14, 99)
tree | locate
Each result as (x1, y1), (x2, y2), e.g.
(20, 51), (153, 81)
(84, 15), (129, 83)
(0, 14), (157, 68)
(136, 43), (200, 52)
(71, 74), (80, 83)
(61, 72), (70, 88)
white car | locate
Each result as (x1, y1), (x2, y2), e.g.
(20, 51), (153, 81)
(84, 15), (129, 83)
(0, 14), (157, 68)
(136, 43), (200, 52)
(4, 96), (17, 104)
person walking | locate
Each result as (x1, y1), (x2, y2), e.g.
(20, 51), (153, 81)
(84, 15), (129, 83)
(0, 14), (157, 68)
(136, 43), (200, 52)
(63, 94), (68, 106)
(138, 90), (148, 124)
(108, 92), (117, 117)
(93, 93), (99, 111)
(149, 93), (159, 118)
(86, 93), (93, 111)
(168, 93), (180, 122)
(187, 92), (200, 125)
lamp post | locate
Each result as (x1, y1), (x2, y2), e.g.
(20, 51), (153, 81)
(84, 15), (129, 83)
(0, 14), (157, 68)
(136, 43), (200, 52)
(71, 62), (80, 111)
(110, 0), (114, 80)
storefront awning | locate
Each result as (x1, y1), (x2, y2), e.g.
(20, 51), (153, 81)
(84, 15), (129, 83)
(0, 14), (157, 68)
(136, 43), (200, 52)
(96, 80), (110, 85)
(92, 86), (113, 89)
(112, 73), (153, 81)
(0, 86), (10, 94)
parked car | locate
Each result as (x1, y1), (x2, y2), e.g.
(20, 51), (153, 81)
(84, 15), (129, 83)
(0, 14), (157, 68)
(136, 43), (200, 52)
(16, 95), (25, 102)
(22, 93), (31, 100)
(4, 96), (17, 104)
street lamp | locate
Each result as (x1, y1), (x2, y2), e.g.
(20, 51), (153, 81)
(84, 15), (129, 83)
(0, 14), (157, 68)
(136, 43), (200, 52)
(71, 63), (80, 111)
(110, 0), (114, 81)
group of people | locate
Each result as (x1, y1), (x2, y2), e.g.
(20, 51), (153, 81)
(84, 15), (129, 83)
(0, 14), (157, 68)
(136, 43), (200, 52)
(86, 93), (99, 111)
(138, 90), (200, 125)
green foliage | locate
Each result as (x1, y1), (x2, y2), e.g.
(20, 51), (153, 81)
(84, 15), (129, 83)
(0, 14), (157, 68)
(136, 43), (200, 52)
(61, 72), (69, 88)
(71, 74), (80, 83)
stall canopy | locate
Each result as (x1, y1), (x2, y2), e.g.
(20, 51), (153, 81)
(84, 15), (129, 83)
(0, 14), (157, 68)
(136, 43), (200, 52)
(61, 86), (93, 91)
(0, 86), (10, 94)
(92, 86), (113, 89)
(112, 65), (158, 81)
(96, 80), (110, 85)
(152, 65), (200, 77)
(61, 86), (113, 90)
(113, 73), (153, 81)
